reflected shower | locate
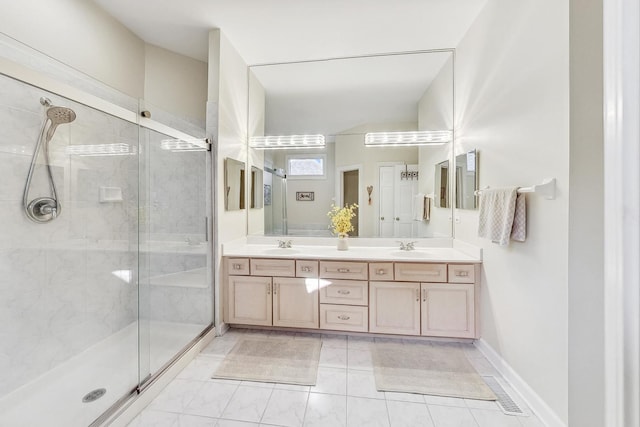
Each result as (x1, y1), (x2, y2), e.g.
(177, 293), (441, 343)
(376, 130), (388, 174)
(23, 97), (76, 223)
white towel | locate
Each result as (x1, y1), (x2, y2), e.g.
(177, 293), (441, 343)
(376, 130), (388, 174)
(477, 187), (526, 245)
(413, 193), (425, 221)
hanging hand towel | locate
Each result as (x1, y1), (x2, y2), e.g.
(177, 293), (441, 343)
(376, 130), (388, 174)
(510, 193), (526, 242)
(423, 196), (431, 221)
(477, 187), (520, 245)
(413, 193), (425, 221)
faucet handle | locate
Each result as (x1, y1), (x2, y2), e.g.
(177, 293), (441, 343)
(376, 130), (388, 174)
(396, 240), (406, 250)
(406, 241), (417, 250)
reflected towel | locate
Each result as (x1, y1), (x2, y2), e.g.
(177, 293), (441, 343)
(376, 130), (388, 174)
(477, 187), (526, 245)
(423, 196), (431, 221)
(413, 193), (425, 221)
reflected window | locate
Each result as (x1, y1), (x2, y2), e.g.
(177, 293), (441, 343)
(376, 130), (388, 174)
(286, 154), (326, 179)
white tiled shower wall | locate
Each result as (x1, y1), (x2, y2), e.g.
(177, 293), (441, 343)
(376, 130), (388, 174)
(0, 74), (139, 397)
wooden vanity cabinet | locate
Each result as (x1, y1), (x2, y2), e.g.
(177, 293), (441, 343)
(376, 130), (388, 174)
(224, 256), (479, 339)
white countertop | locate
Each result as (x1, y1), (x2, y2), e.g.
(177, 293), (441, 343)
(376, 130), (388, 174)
(222, 239), (482, 263)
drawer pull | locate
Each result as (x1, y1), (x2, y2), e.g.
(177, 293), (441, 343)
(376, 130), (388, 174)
(337, 289), (351, 295)
(301, 266), (312, 272)
(422, 289), (426, 302)
(337, 268), (351, 273)
(455, 270), (469, 277)
(267, 283), (271, 295)
(376, 269), (386, 275)
(402, 270), (441, 276)
(232, 263), (243, 270)
(338, 315), (351, 321)
(416, 289), (420, 301)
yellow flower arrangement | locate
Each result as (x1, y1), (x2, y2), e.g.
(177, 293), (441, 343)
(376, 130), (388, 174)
(327, 203), (358, 236)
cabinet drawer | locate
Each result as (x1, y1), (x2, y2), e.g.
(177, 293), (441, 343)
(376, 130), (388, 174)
(296, 260), (319, 278)
(448, 264), (475, 283)
(369, 262), (394, 281)
(250, 258), (295, 277)
(227, 258), (250, 275)
(319, 261), (368, 280)
(320, 279), (368, 306)
(320, 304), (368, 332)
(394, 263), (447, 283)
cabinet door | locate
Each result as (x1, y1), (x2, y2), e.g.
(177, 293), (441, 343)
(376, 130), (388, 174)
(273, 277), (319, 328)
(369, 281), (420, 335)
(228, 276), (272, 326)
(421, 283), (475, 338)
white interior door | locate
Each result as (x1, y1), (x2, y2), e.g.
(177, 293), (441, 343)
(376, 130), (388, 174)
(394, 165), (418, 238)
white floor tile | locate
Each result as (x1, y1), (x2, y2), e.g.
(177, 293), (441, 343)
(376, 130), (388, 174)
(319, 346), (347, 369)
(148, 379), (204, 414)
(428, 405), (479, 427)
(470, 408), (522, 427)
(346, 396), (390, 427)
(310, 367), (347, 395)
(384, 391), (425, 403)
(260, 389), (308, 427)
(216, 420), (260, 427)
(423, 395), (468, 408)
(183, 382), (238, 419)
(347, 336), (373, 350)
(202, 338), (237, 356)
(347, 369), (385, 399)
(177, 414), (218, 426)
(464, 398), (500, 411)
(347, 348), (373, 370)
(386, 400), (434, 427)
(274, 383), (311, 392)
(128, 409), (180, 427)
(517, 415), (546, 427)
(321, 334), (347, 349)
(178, 356), (223, 381)
(221, 386), (273, 423)
(240, 381), (276, 389)
(304, 393), (347, 427)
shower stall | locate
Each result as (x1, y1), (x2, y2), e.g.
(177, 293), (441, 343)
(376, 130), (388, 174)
(0, 41), (213, 426)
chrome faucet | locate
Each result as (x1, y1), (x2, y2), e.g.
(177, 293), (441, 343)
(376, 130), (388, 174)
(397, 241), (417, 251)
(277, 240), (292, 248)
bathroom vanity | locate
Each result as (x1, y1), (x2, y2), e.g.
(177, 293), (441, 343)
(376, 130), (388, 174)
(222, 243), (481, 339)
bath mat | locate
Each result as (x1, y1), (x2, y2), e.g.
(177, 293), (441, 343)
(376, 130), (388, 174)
(372, 342), (496, 400)
(212, 338), (321, 385)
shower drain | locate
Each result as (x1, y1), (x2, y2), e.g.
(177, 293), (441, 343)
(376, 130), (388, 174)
(82, 388), (106, 403)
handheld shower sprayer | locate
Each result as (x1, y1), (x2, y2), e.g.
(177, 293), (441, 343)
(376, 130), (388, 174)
(23, 98), (76, 223)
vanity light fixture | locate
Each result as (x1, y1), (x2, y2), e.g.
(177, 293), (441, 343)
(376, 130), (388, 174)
(66, 143), (136, 156)
(250, 134), (325, 149)
(160, 138), (208, 152)
(364, 130), (452, 147)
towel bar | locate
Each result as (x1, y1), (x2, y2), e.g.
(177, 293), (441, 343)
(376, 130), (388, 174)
(473, 178), (556, 200)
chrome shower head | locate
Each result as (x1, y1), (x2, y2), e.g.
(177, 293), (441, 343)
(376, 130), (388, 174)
(46, 106), (76, 124)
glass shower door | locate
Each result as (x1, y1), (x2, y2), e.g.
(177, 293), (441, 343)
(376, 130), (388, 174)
(138, 127), (211, 383)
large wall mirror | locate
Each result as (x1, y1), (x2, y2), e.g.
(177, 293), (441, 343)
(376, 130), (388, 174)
(247, 50), (454, 238)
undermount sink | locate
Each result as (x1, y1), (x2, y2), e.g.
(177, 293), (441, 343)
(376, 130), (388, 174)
(390, 250), (431, 258)
(262, 248), (302, 255)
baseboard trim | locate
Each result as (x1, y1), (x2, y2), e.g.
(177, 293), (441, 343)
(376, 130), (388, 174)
(474, 339), (566, 427)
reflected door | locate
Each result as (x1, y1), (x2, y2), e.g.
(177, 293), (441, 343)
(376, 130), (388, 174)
(379, 166), (395, 237)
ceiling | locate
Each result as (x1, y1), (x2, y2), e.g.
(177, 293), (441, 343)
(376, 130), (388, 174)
(92, 0), (486, 136)
(92, 0), (486, 65)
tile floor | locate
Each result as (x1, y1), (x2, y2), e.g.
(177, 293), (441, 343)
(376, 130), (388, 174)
(128, 329), (546, 427)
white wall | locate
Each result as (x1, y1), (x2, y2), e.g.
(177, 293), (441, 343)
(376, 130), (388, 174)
(247, 70), (266, 235)
(0, 0), (145, 98)
(453, 0), (569, 424)
(418, 55), (454, 238)
(144, 44), (208, 125)
(568, 1), (604, 426)
(335, 123), (418, 237)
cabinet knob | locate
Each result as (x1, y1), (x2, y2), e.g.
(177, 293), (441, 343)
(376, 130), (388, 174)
(337, 289), (351, 295)
(376, 269), (386, 275)
(301, 266), (312, 272)
(395, 217), (400, 221)
(422, 289), (426, 302)
(233, 263), (242, 270)
(338, 315), (350, 321)
(416, 289), (420, 301)
(380, 216), (385, 220)
(267, 283), (271, 295)
(455, 270), (469, 277)
(337, 268), (350, 273)
(274, 283), (278, 295)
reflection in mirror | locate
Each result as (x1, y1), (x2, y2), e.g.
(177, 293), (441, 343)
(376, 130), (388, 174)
(224, 158), (245, 211)
(250, 166), (264, 209)
(455, 150), (478, 210)
(434, 160), (450, 208)
(247, 50), (454, 238)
